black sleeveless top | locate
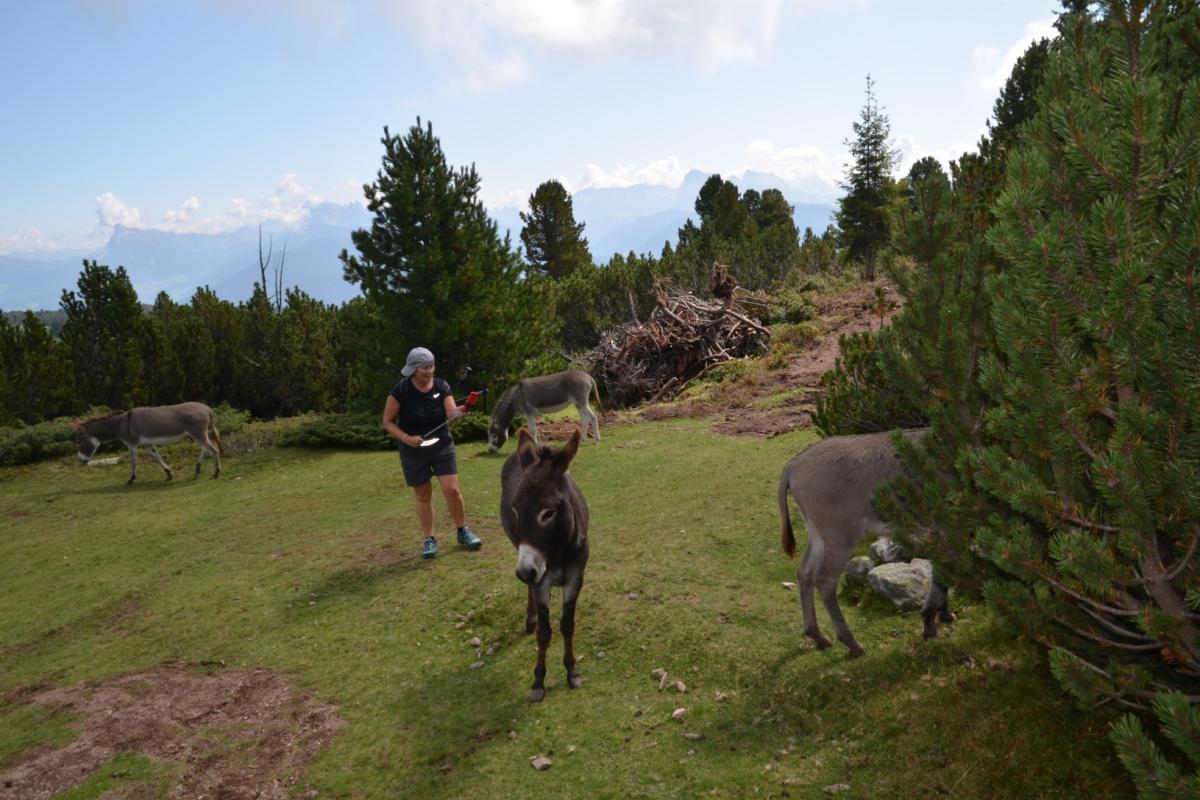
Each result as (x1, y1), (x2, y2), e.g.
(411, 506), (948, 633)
(390, 377), (452, 447)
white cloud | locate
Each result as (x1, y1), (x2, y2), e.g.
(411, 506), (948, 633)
(96, 191), (144, 228)
(578, 155), (690, 189)
(739, 139), (840, 186)
(972, 17), (1057, 94)
(386, 0), (784, 92)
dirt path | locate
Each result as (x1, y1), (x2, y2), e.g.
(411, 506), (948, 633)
(0, 663), (342, 800)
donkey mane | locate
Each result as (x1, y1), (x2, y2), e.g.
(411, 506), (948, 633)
(492, 385), (518, 425)
(81, 410), (127, 425)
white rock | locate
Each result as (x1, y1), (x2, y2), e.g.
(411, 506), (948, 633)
(470, 636), (482, 647)
(530, 756), (552, 771)
(672, 708), (687, 721)
(671, 680), (687, 693)
(651, 668), (667, 680)
(782, 581), (797, 590)
(469, 661), (484, 670)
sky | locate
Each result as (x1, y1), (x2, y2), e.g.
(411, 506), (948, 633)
(0, 0), (1060, 256)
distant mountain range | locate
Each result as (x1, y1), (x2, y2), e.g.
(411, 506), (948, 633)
(0, 171), (836, 311)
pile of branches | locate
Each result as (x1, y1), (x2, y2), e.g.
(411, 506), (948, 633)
(589, 277), (771, 407)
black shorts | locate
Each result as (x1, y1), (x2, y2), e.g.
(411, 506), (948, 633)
(399, 441), (458, 487)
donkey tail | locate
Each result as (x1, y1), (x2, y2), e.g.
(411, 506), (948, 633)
(589, 374), (602, 412)
(778, 466), (796, 558)
(209, 412), (226, 455)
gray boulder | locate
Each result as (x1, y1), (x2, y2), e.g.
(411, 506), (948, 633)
(867, 559), (932, 610)
(871, 536), (905, 564)
(845, 556), (874, 585)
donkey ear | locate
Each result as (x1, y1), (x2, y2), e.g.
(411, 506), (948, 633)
(516, 428), (541, 468)
(555, 426), (582, 470)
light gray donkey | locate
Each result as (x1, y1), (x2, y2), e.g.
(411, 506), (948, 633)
(73, 402), (224, 484)
(488, 370), (601, 452)
(777, 429), (953, 657)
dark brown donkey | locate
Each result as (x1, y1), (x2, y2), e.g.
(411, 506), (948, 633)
(500, 426), (589, 702)
(73, 402), (224, 484)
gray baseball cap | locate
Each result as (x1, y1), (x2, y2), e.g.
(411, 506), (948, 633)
(401, 347), (435, 377)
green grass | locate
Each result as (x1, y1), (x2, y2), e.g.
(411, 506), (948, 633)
(0, 419), (1131, 799)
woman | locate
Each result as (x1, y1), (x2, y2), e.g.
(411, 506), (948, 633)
(382, 347), (482, 559)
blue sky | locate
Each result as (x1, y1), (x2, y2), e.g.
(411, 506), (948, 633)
(0, 0), (1059, 255)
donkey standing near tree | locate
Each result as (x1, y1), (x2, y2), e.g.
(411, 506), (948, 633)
(777, 429), (953, 657)
(500, 426), (590, 702)
(487, 369), (601, 452)
(73, 402), (225, 485)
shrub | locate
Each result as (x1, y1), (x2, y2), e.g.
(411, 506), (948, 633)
(0, 418), (77, 467)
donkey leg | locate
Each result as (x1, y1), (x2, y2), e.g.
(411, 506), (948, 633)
(127, 446), (139, 485)
(525, 584), (537, 634)
(817, 573), (865, 658)
(922, 580), (955, 639)
(798, 537), (832, 649)
(581, 405), (600, 443)
(530, 582), (552, 702)
(148, 446), (173, 480)
(561, 575), (584, 689)
(200, 433), (221, 479)
(526, 414), (539, 444)
(194, 441), (206, 477)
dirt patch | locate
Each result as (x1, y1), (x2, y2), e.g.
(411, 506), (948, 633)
(632, 282), (900, 439)
(0, 663), (342, 800)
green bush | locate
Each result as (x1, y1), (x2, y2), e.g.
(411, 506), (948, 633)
(0, 418), (78, 467)
(277, 410), (490, 450)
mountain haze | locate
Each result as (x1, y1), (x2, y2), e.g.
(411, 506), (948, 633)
(1, 172), (837, 311)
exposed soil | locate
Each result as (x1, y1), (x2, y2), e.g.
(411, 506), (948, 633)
(645, 282), (899, 438)
(0, 663), (342, 800)
(525, 282), (899, 444)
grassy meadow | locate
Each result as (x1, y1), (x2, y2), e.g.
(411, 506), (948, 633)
(0, 414), (1132, 798)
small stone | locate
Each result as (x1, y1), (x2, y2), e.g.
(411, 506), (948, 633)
(671, 680), (687, 693)
(683, 732), (704, 740)
(530, 756), (552, 771)
(485, 646), (495, 655)
(651, 668), (667, 680)
(469, 637), (482, 647)
(596, 650), (606, 659)
(438, 761), (453, 773)
(567, 745), (577, 754)
(687, 748), (696, 756)
(714, 691), (728, 702)
(469, 661), (484, 670)
(509, 731), (518, 740)
(781, 581), (797, 590)
(455, 621), (466, 629)
(658, 673), (671, 690)
(672, 708), (687, 721)
(823, 784), (851, 794)
(627, 592), (639, 600)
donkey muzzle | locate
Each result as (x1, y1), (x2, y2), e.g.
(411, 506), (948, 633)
(515, 544), (547, 585)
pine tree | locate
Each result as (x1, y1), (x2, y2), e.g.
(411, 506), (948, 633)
(60, 261), (147, 409)
(341, 119), (552, 387)
(519, 180), (592, 279)
(836, 75), (900, 281)
(969, 0), (1200, 725)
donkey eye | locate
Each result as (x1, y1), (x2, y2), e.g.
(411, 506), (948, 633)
(537, 508), (557, 526)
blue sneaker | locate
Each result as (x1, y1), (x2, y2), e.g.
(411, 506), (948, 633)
(422, 536), (439, 559)
(456, 526), (482, 550)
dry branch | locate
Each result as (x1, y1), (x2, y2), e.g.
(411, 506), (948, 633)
(587, 278), (770, 407)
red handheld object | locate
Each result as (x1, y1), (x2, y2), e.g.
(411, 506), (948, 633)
(465, 391), (481, 409)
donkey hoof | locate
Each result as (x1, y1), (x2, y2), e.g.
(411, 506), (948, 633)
(847, 645), (866, 659)
(939, 610), (957, 624)
(525, 620), (537, 635)
(529, 688), (545, 703)
(568, 674), (583, 690)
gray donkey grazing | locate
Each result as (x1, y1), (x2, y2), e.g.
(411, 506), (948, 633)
(777, 430), (953, 657)
(73, 402), (224, 484)
(501, 426), (589, 702)
(488, 370), (601, 452)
